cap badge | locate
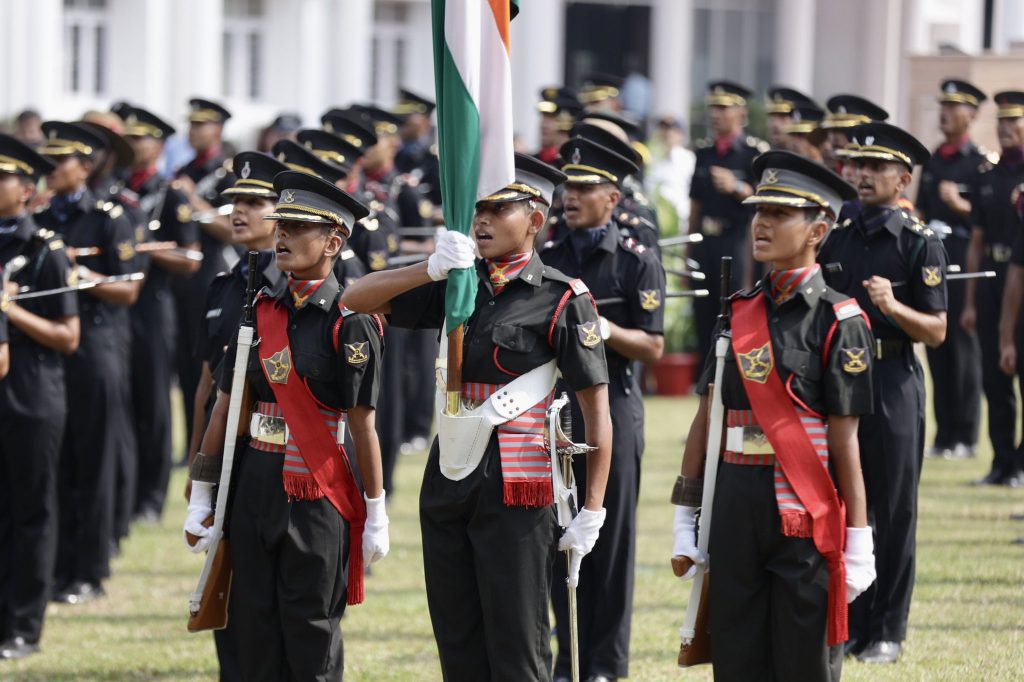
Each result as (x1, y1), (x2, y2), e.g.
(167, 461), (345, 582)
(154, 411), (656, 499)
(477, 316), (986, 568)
(763, 169), (780, 184)
(281, 190), (295, 203)
(945, 82), (957, 94)
(837, 105), (847, 114)
(792, 110), (802, 122)
(240, 161), (251, 179)
(49, 129), (57, 140)
(865, 136), (874, 145)
(714, 86), (725, 95)
(571, 147), (581, 164)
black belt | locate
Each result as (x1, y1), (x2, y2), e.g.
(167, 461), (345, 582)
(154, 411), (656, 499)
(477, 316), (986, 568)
(875, 338), (909, 360)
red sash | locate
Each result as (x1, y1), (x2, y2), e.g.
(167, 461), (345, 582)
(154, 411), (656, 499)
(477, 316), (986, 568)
(256, 297), (368, 605)
(730, 293), (848, 645)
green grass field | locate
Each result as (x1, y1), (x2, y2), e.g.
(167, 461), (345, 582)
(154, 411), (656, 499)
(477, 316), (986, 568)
(4, 395), (1024, 680)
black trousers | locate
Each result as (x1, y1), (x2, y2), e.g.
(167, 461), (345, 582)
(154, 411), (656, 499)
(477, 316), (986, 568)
(976, 275), (1024, 477)
(848, 353), (924, 644)
(420, 437), (557, 682)
(132, 288), (177, 516)
(376, 326), (406, 495)
(112, 318), (136, 543)
(691, 232), (750, 364)
(709, 462), (842, 682)
(925, 236), (981, 449)
(229, 447), (348, 682)
(551, 388), (641, 679)
(0, 408), (65, 643)
(56, 322), (125, 587)
(403, 329), (439, 441)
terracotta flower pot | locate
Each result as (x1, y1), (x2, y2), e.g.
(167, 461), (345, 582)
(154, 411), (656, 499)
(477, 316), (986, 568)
(648, 352), (700, 396)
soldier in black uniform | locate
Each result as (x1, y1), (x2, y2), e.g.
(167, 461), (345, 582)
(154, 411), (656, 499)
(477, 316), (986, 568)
(963, 90), (1024, 486)
(394, 88), (442, 208)
(578, 73), (624, 114)
(917, 80), (988, 460)
(675, 150), (876, 682)
(185, 171), (388, 681)
(270, 134), (369, 290)
(171, 98), (236, 466)
(689, 81), (769, 364)
(118, 106), (202, 521)
(535, 86), (581, 166)
(764, 85), (816, 149)
(0, 135), (79, 660)
(819, 95), (889, 179)
(540, 137), (665, 682)
(818, 123), (947, 664)
(341, 153), (613, 681)
(781, 101), (828, 163)
(35, 122), (140, 604)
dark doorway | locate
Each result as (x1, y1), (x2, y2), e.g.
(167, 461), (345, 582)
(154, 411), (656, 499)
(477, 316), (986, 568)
(563, 3), (652, 86)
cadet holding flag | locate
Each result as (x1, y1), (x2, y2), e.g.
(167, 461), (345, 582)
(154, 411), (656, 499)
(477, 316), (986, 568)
(673, 151), (876, 681)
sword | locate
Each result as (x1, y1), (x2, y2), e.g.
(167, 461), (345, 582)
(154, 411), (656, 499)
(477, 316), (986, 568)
(193, 204), (235, 224)
(69, 241), (204, 262)
(658, 233), (704, 247)
(548, 393), (597, 682)
(12, 272), (145, 300)
(823, 261), (995, 287)
(593, 290), (710, 306)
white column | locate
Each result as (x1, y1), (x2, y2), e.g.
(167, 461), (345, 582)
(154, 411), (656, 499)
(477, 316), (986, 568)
(0, 0), (64, 118)
(107, 0), (175, 114)
(168, 0), (224, 123)
(862, 0), (902, 122)
(328, 0), (373, 106)
(404, 0), (436, 101)
(773, 0), (816, 92)
(651, 0), (692, 119)
(263, 0), (330, 126)
(510, 0), (565, 151)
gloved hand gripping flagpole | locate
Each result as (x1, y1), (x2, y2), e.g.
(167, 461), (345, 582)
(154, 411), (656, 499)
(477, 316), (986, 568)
(549, 393), (596, 682)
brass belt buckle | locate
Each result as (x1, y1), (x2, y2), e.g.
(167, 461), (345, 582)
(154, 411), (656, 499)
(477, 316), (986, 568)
(742, 426), (774, 455)
(250, 413), (288, 445)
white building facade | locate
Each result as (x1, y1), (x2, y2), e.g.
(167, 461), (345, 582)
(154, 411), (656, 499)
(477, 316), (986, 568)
(0, 0), (1021, 148)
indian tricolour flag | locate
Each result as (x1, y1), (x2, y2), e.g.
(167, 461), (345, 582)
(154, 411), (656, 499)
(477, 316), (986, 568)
(431, 0), (517, 329)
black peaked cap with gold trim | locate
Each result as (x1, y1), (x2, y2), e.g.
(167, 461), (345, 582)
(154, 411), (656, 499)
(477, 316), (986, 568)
(578, 73), (623, 104)
(38, 121), (106, 158)
(846, 122), (930, 169)
(559, 136), (639, 187)
(479, 152), (567, 206)
(266, 170), (369, 236)
(222, 151), (288, 199)
(765, 86), (816, 114)
(272, 139), (347, 186)
(74, 120), (135, 169)
(347, 104), (404, 137)
(744, 150), (855, 218)
(296, 129), (361, 174)
(394, 88), (436, 117)
(571, 122), (643, 167)
(994, 91), (1024, 119)
(189, 98), (231, 124)
(706, 80), (752, 107)
(939, 79), (986, 107)
(320, 109), (379, 152)
(822, 94), (888, 129)
(122, 105), (176, 139)
(0, 133), (55, 181)
(783, 101), (826, 134)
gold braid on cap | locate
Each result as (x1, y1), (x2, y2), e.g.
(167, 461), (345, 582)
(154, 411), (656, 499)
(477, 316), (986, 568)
(562, 164), (617, 183)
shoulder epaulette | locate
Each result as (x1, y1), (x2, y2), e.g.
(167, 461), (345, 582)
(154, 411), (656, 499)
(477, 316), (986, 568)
(540, 239), (555, 251)
(746, 136), (770, 153)
(568, 278), (589, 296)
(620, 236), (647, 255)
(95, 200), (124, 220)
(832, 298), (863, 321)
(33, 227), (55, 242)
(340, 248), (356, 261)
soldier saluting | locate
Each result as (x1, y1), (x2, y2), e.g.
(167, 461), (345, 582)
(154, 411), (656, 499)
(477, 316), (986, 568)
(0, 134), (80, 660)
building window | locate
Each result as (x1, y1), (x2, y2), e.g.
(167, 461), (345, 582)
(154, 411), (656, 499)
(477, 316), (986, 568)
(63, 0), (108, 96)
(371, 2), (409, 105)
(223, 0), (265, 100)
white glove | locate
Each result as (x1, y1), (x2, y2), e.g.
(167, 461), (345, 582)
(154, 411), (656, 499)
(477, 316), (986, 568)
(844, 526), (876, 603)
(362, 492), (390, 568)
(672, 505), (707, 580)
(558, 507), (606, 588)
(426, 230), (477, 281)
(183, 481), (214, 554)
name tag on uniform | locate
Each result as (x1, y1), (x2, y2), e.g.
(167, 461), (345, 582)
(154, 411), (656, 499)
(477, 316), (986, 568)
(206, 308), (222, 319)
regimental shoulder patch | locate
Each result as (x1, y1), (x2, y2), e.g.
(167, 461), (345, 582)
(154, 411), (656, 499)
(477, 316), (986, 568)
(419, 199), (433, 219)
(922, 266), (942, 287)
(639, 289), (661, 311)
(368, 250), (388, 271)
(262, 347), (292, 384)
(577, 321), (602, 348)
(177, 203), (193, 223)
(568, 278), (589, 296)
(386, 233), (399, 253)
(841, 347), (869, 374)
(737, 342), (773, 384)
(833, 299), (863, 321)
(117, 241), (135, 261)
(345, 341), (370, 365)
